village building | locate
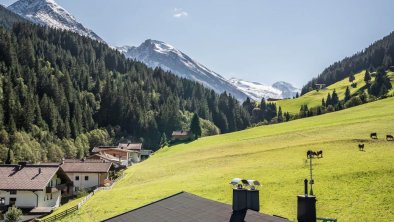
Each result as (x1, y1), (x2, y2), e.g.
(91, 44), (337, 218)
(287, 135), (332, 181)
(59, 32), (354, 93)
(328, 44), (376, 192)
(140, 149), (153, 161)
(0, 162), (73, 213)
(91, 143), (142, 164)
(86, 153), (127, 169)
(60, 160), (112, 191)
(171, 130), (192, 141)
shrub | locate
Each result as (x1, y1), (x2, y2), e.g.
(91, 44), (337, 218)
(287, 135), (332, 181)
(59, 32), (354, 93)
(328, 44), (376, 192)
(345, 96), (363, 108)
(77, 188), (89, 198)
(5, 206), (22, 222)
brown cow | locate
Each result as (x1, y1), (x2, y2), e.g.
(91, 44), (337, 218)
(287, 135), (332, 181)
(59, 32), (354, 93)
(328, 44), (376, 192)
(387, 135), (394, 141)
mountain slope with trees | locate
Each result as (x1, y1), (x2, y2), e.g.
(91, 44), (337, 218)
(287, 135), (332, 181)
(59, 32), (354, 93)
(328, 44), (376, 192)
(302, 31), (394, 95)
(0, 9), (250, 163)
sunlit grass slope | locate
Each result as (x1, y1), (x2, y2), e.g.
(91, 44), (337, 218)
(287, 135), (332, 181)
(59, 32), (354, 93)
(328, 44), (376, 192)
(63, 97), (394, 222)
(277, 71), (394, 114)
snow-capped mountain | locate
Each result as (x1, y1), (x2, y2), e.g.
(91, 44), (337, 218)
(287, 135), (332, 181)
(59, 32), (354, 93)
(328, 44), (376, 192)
(229, 78), (300, 101)
(118, 40), (249, 101)
(272, 81), (300, 99)
(8, 0), (104, 42)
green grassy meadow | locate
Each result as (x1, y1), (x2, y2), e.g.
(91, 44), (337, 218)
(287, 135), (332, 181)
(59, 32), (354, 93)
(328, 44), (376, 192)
(276, 71), (394, 114)
(61, 97), (394, 222)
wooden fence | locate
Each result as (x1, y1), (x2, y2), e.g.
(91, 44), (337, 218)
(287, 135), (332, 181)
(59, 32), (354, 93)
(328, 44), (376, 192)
(39, 205), (78, 222)
(38, 172), (125, 222)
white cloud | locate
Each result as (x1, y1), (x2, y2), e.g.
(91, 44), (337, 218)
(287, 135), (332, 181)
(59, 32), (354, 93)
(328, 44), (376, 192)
(173, 8), (188, 18)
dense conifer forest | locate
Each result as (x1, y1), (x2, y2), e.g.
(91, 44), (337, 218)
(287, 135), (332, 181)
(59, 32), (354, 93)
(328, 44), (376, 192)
(0, 10), (251, 162)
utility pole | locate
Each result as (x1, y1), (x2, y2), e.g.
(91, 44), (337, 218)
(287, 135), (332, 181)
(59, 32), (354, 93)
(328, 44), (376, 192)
(309, 155), (314, 195)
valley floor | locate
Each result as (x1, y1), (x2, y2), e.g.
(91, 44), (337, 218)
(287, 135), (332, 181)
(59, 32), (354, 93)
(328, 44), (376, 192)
(62, 97), (394, 222)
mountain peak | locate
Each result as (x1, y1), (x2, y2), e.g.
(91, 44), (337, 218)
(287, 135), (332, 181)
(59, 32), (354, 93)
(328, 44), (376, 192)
(8, 0), (104, 42)
(117, 40), (248, 101)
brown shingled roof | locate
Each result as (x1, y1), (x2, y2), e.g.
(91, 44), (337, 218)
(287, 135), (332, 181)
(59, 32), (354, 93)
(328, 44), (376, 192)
(0, 165), (60, 191)
(61, 160), (112, 173)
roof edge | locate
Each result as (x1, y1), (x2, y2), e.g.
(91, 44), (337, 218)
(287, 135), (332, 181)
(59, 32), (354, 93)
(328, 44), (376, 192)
(101, 191), (187, 222)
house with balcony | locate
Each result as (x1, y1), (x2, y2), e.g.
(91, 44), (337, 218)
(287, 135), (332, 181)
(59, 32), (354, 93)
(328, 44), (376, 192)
(92, 145), (141, 164)
(0, 162), (73, 214)
(60, 159), (112, 191)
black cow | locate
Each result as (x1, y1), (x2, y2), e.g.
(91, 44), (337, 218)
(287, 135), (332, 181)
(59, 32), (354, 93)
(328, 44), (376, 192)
(358, 144), (365, 151)
(316, 150), (323, 158)
(307, 150), (323, 159)
(370, 133), (378, 139)
(387, 135), (394, 141)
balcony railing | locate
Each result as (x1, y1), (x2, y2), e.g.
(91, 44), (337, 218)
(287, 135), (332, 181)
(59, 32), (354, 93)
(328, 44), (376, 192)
(46, 183), (68, 193)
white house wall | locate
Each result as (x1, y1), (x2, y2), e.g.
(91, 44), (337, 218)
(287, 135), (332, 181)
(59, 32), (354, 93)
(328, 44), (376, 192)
(36, 190), (61, 208)
(66, 172), (100, 190)
(0, 174), (63, 209)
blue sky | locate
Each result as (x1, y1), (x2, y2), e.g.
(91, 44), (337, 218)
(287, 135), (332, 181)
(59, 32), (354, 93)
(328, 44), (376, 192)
(2, 0), (394, 87)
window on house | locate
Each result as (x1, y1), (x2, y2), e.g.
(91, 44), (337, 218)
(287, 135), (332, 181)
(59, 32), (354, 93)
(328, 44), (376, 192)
(0, 198), (5, 205)
(85, 176), (89, 181)
(10, 190), (17, 195)
(9, 198), (16, 205)
(75, 176), (79, 181)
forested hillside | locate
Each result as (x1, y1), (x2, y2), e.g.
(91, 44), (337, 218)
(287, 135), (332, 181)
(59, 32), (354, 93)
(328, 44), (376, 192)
(302, 31), (394, 95)
(0, 14), (250, 163)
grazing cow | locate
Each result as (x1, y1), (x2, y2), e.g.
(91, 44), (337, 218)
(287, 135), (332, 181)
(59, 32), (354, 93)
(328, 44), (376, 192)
(307, 150), (323, 159)
(387, 135), (394, 141)
(370, 133), (378, 139)
(307, 150), (315, 158)
(358, 144), (365, 151)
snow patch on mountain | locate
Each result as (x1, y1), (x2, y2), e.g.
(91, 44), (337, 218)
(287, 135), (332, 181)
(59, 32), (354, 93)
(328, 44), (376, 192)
(229, 78), (300, 101)
(272, 81), (300, 99)
(8, 0), (104, 42)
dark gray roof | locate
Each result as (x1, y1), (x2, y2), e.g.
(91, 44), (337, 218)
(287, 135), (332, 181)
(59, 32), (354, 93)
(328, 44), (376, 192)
(102, 192), (289, 222)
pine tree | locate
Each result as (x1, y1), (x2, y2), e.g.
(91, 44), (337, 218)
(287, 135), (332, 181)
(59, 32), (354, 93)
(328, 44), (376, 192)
(364, 70), (371, 84)
(160, 133), (169, 148)
(190, 113), (202, 139)
(295, 92), (299, 98)
(331, 90), (339, 106)
(368, 68), (392, 97)
(349, 73), (355, 83)
(326, 93), (332, 107)
(321, 98), (326, 107)
(344, 86), (351, 102)
(277, 106), (283, 123)
(5, 148), (12, 164)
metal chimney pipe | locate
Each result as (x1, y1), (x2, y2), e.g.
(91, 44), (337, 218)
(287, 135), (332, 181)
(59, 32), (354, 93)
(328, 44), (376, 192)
(304, 179), (308, 196)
